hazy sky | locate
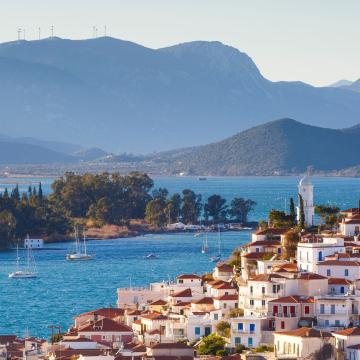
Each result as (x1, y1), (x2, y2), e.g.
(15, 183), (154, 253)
(0, 0), (359, 86)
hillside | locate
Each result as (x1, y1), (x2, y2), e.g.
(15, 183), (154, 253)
(0, 38), (360, 152)
(148, 119), (360, 175)
(0, 141), (76, 164)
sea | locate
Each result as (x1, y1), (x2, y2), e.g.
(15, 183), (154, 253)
(0, 176), (359, 337)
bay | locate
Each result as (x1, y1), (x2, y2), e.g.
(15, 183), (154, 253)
(0, 176), (359, 337)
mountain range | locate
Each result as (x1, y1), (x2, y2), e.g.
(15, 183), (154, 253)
(0, 135), (108, 164)
(144, 118), (360, 175)
(1, 37), (360, 153)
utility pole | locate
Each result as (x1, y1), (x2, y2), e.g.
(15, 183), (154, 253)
(48, 324), (61, 351)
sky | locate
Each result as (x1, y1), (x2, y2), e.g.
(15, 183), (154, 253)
(0, 0), (359, 86)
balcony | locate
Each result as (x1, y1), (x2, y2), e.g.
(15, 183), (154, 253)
(232, 328), (256, 335)
(272, 312), (298, 318)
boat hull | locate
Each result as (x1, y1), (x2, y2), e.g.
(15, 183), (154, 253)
(9, 271), (37, 279)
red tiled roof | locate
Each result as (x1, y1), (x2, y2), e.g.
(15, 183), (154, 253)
(126, 310), (143, 316)
(269, 296), (314, 304)
(249, 273), (285, 282)
(255, 228), (288, 235)
(216, 263), (233, 272)
(272, 263), (298, 273)
(133, 320), (142, 325)
(243, 240), (281, 248)
(328, 278), (352, 285)
(345, 219), (360, 224)
(333, 327), (360, 336)
(275, 327), (332, 338)
(298, 273), (327, 280)
(141, 313), (168, 321)
(318, 260), (360, 267)
(150, 299), (168, 306)
(177, 274), (201, 280)
(79, 318), (132, 333)
(0, 335), (17, 344)
(192, 297), (214, 305)
(211, 282), (236, 290)
(207, 280), (228, 286)
(172, 301), (191, 307)
(171, 288), (192, 298)
(242, 252), (273, 259)
(213, 294), (238, 301)
(75, 307), (125, 319)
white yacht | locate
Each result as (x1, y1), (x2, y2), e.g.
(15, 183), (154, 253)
(66, 226), (94, 261)
(9, 245), (37, 279)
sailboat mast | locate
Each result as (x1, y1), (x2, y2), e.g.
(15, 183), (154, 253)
(83, 231), (87, 256)
(16, 245), (19, 272)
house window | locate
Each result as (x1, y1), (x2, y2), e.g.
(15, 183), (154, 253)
(250, 286), (253, 294)
(325, 320), (329, 327)
(345, 269), (349, 277)
(250, 300), (254, 306)
(214, 314), (219, 321)
(195, 327), (201, 336)
(249, 324), (255, 333)
(223, 303), (227, 309)
(278, 247), (281, 254)
(256, 248), (259, 253)
(235, 337), (241, 345)
(304, 306), (310, 314)
(335, 320), (340, 326)
(327, 269), (331, 277)
(331, 304), (335, 314)
(281, 321), (285, 329)
(318, 251), (323, 261)
(341, 286), (345, 294)
(262, 300), (266, 307)
(179, 279), (183, 284)
(262, 287), (265, 294)
(238, 323), (243, 331)
(248, 337), (253, 347)
(320, 304), (325, 314)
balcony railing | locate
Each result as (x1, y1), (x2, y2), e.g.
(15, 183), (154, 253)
(271, 312), (298, 318)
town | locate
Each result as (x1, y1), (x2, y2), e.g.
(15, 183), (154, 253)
(2, 177), (360, 360)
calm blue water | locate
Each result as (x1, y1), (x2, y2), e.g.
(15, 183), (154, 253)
(0, 176), (360, 337)
(0, 231), (249, 337)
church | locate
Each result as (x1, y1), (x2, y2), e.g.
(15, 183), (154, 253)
(296, 176), (314, 226)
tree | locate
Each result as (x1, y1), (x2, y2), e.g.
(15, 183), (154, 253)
(145, 198), (167, 227)
(281, 228), (301, 259)
(227, 308), (244, 318)
(181, 189), (202, 224)
(198, 333), (226, 355)
(204, 195), (227, 223)
(289, 197), (296, 222)
(215, 321), (231, 338)
(268, 209), (293, 228)
(315, 205), (340, 227)
(0, 210), (17, 247)
(298, 194), (305, 228)
(166, 193), (182, 223)
(229, 198), (256, 224)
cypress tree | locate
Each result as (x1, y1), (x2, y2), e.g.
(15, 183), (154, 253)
(289, 197), (296, 222)
(38, 182), (43, 203)
(299, 194), (305, 228)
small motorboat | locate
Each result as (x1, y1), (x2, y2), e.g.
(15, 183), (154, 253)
(209, 255), (221, 263)
(144, 254), (159, 259)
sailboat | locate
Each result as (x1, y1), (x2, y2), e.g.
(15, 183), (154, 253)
(201, 235), (209, 254)
(66, 226), (94, 261)
(209, 226), (222, 262)
(9, 245), (37, 278)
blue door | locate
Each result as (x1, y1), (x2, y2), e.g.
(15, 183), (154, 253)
(205, 327), (211, 336)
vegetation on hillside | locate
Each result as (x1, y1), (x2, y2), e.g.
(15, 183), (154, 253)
(0, 172), (256, 248)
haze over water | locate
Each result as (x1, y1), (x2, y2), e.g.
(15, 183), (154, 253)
(0, 176), (359, 337)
